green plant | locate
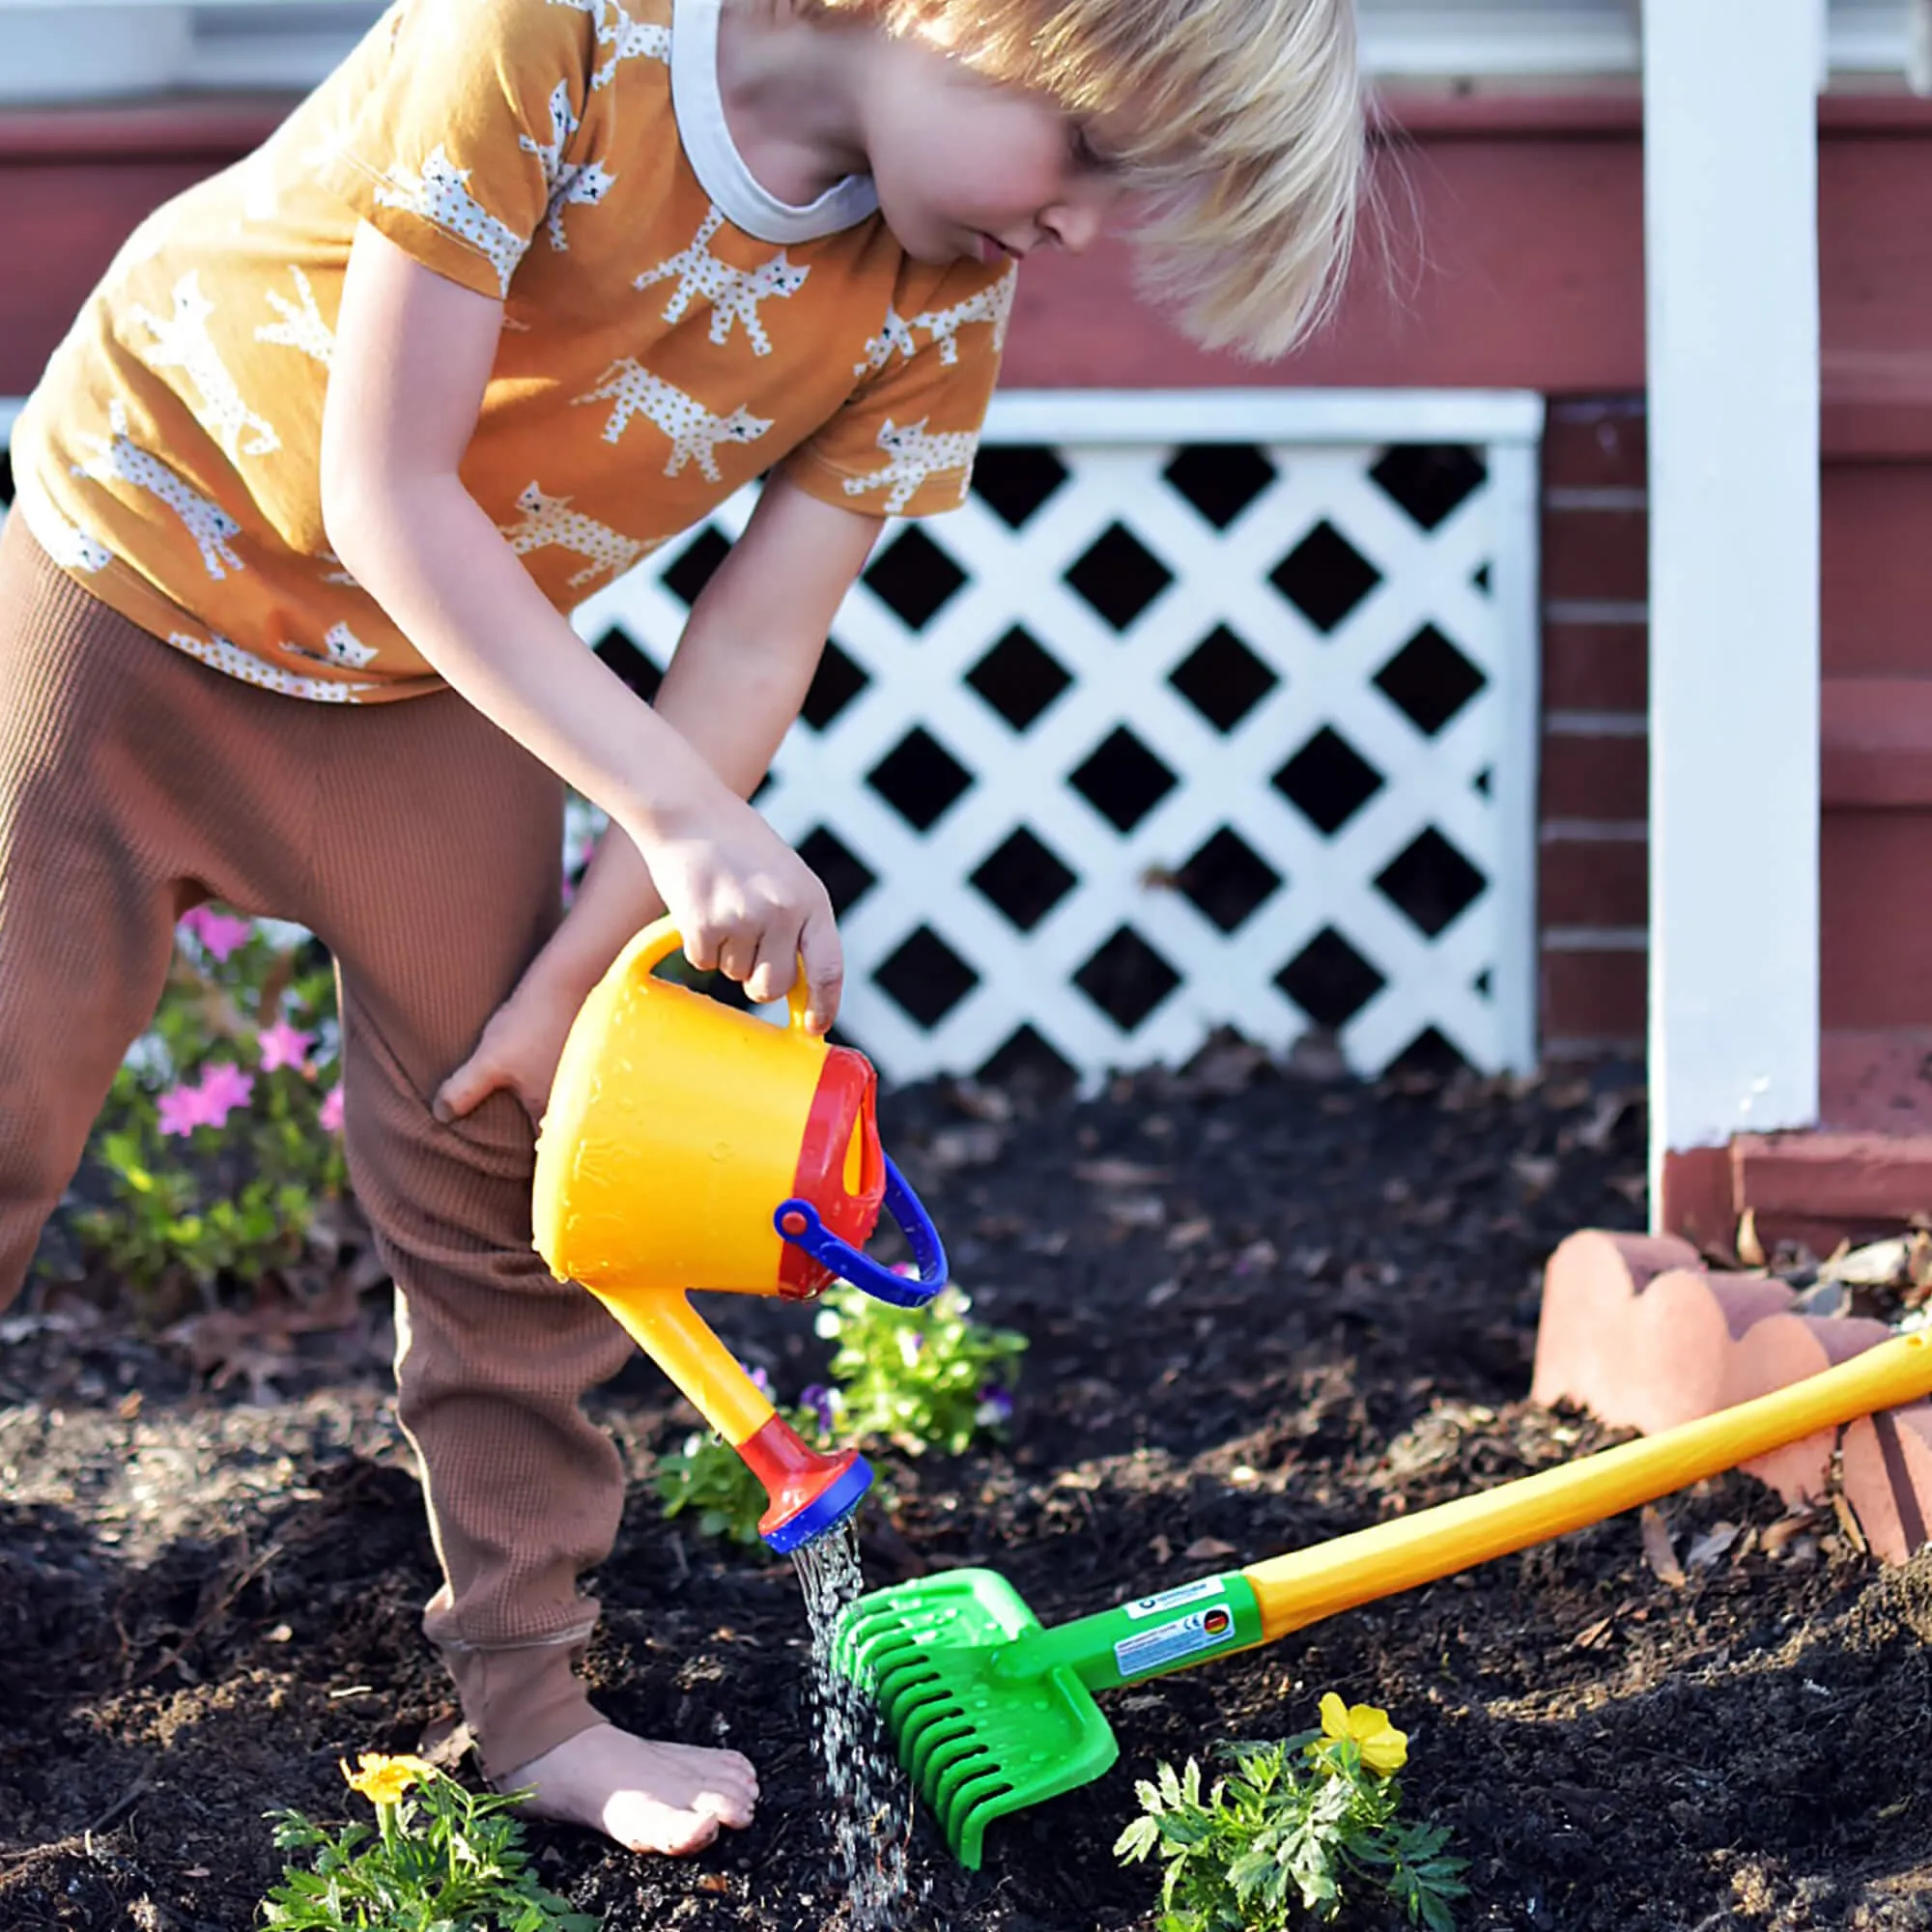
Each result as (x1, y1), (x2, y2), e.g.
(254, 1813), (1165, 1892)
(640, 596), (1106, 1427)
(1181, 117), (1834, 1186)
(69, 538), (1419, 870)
(654, 1424), (774, 1547)
(262, 1752), (599, 1931)
(812, 1280), (1026, 1456)
(1114, 1697), (1467, 1932)
(653, 1369), (838, 1548)
(62, 906), (347, 1306)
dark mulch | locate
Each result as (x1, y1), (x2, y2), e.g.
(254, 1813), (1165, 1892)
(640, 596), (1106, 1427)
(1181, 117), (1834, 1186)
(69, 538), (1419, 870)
(6, 1052), (1932, 1932)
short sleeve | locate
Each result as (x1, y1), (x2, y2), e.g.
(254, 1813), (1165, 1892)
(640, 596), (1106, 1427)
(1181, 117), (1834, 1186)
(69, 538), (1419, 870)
(782, 259), (1016, 520)
(310, 0), (600, 298)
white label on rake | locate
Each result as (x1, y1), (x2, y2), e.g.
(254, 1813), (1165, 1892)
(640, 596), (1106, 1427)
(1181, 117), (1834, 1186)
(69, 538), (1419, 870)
(1123, 1577), (1226, 1621)
(1115, 1604), (1238, 1680)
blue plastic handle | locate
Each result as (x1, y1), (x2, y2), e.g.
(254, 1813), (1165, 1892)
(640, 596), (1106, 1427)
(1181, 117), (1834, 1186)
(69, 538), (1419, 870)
(773, 1155), (948, 1307)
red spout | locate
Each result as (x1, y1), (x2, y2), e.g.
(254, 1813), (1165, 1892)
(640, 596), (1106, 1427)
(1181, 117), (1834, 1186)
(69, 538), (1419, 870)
(738, 1412), (873, 1552)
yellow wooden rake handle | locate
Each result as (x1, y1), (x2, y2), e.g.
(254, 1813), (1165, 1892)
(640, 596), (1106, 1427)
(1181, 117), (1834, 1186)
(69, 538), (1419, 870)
(1242, 1330), (1932, 1643)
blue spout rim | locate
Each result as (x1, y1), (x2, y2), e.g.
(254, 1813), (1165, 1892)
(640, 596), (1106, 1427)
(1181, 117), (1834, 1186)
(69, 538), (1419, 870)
(761, 1453), (874, 1553)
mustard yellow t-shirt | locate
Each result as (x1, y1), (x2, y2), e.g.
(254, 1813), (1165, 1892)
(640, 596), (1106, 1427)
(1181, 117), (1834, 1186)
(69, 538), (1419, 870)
(13, 0), (1015, 702)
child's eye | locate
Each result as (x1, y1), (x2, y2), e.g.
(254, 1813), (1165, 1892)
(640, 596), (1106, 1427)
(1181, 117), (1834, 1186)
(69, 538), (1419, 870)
(1068, 122), (1111, 172)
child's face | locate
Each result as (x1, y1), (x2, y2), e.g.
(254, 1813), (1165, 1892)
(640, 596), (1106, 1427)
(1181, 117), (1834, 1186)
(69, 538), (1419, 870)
(863, 38), (1130, 268)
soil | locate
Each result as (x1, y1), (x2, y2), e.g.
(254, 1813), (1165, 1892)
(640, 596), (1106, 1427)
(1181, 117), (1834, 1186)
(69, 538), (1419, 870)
(7, 1051), (1932, 1932)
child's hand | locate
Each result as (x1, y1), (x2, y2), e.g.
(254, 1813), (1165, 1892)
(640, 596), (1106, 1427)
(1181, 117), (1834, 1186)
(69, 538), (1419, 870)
(644, 802), (843, 1034)
(434, 967), (584, 1126)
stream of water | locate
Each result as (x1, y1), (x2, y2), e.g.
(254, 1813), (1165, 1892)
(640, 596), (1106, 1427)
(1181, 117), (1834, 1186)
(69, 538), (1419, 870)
(792, 1521), (933, 1930)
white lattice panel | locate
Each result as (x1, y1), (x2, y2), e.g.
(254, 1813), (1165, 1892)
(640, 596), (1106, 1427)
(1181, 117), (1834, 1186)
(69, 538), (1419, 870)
(575, 389), (1544, 1085)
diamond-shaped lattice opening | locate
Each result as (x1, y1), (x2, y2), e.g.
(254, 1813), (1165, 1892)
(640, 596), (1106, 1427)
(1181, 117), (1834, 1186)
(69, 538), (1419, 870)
(1178, 827), (1282, 934)
(662, 526), (732, 606)
(1384, 1025), (1472, 1082)
(1071, 727), (1178, 833)
(1473, 968), (1493, 1000)
(1472, 562), (1492, 595)
(970, 827), (1077, 932)
(978, 1022), (1078, 1095)
(972, 444), (1069, 528)
(1269, 522), (1381, 634)
(867, 725), (974, 832)
(1374, 623), (1487, 737)
(1163, 444), (1277, 529)
(874, 924), (979, 1029)
(864, 525), (968, 630)
(1276, 926), (1385, 1031)
(1375, 827), (1488, 938)
(1472, 767), (1492, 798)
(800, 637), (870, 731)
(1065, 522), (1174, 631)
(1168, 625), (1280, 734)
(1272, 727), (1383, 837)
(0, 443), (14, 507)
(1073, 925), (1180, 1032)
(591, 626), (662, 703)
(1370, 443), (1487, 532)
(796, 824), (877, 919)
(966, 625), (1072, 731)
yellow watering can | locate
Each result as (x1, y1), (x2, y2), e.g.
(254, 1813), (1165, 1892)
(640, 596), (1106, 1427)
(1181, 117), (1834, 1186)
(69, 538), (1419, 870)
(532, 918), (948, 1552)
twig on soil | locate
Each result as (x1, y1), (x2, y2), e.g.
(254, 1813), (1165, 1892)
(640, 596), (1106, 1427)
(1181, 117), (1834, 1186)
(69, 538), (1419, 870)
(0, 1762), (156, 1867)
(126, 1540), (285, 1690)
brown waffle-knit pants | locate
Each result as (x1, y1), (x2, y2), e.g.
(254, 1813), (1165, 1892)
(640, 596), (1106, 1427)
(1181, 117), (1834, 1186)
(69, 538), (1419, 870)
(0, 508), (635, 1777)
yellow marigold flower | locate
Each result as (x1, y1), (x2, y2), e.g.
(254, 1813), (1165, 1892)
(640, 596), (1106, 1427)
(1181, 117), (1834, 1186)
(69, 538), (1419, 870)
(340, 1752), (436, 1807)
(1317, 1692), (1408, 1776)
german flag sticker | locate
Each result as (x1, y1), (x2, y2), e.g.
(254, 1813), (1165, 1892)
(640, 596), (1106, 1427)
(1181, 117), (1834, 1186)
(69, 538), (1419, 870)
(1203, 1606), (1233, 1639)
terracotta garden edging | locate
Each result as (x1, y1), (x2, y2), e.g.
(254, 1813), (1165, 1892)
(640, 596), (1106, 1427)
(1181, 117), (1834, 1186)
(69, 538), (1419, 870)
(1531, 1229), (1932, 1562)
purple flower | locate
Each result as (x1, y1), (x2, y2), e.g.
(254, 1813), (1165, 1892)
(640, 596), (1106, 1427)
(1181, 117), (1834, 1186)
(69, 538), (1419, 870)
(179, 906), (255, 962)
(319, 1084), (346, 1134)
(195, 1063), (255, 1129)
(974, 1384), (1014, 1428)
(800, 1383), (836, 1434)
(257, 1019), (315, 1075)
(156, 1083), (212, 1138)
(742, 1363), (774, 1400)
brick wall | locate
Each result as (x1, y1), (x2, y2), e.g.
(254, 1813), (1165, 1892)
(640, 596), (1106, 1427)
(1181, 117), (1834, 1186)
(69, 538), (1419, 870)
(1538, 398), (1648, 1061)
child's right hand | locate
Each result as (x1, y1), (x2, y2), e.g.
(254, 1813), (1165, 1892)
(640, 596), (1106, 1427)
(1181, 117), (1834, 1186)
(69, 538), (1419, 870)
(642, 798), (844, 1034)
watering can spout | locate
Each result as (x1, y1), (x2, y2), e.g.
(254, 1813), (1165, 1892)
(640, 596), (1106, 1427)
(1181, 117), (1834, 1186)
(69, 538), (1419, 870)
(531, 919), (949, 1550)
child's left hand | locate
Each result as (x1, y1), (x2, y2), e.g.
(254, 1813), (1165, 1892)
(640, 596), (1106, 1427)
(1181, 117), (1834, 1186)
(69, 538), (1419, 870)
(434, 969), (582, 1126)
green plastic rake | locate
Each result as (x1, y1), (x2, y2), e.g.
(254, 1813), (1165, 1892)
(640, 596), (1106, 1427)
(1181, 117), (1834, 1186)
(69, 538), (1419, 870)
(833, 1329), (1932, 1867)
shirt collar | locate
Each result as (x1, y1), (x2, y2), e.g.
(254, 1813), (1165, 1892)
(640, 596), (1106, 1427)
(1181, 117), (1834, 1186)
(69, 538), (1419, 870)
(669, 0), (881, 242)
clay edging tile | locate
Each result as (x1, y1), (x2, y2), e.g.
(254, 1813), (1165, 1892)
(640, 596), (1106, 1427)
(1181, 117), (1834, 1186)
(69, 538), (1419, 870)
(1719, 1311), (1894, 1505)
(1531, 1229), (1791, 1434)
(1841, 1405), (1932, 1564)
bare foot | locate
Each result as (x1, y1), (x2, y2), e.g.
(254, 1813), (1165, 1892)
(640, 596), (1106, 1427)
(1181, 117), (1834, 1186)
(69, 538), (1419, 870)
(501, 1722), (758, 1856)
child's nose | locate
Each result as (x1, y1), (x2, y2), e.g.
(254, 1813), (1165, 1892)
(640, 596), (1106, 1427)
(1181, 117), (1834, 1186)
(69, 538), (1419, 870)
(1043, 197), (1107, 256)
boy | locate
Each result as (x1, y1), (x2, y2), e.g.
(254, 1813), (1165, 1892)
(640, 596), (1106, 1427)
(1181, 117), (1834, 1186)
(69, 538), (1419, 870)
(0, 0), (1363, 1859)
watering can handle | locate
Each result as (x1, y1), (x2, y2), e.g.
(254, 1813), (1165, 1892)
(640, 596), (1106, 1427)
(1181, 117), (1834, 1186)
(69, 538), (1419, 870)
(632, 916), (815, 1031)
(775, 1157), (948, 1307)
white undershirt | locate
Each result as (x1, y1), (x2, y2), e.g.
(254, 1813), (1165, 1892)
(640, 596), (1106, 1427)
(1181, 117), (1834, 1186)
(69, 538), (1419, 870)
(668, 0), (881, 242)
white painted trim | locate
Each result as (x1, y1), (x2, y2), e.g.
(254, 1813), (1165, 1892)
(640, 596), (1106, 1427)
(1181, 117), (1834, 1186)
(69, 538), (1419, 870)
(1486, 435), (1544, 1074)
(986, 388), (1545, 448)
(1642, 0), (1822, 1211)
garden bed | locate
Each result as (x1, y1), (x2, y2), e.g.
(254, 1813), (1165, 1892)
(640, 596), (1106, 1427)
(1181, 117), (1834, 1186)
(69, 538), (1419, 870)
(6, 1055), (1932, 1931)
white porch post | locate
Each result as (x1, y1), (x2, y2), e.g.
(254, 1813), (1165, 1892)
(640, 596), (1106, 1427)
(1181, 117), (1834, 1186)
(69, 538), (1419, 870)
(1641, 0), (1822, 1224)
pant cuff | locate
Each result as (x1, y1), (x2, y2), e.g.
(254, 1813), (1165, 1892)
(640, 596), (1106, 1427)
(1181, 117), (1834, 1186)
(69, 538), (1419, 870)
(442, 1638), (606, 1782)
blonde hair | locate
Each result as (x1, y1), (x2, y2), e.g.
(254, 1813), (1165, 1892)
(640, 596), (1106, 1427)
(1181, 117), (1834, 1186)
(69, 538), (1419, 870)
(820, 0), (1366, 360)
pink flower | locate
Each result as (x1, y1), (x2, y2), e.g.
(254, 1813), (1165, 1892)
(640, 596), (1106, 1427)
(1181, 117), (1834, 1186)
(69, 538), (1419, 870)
(195, 1062), (255, 1129)
(319, 1084), (345, 1134)
(257, 1019), (315, 1075)
(179, 906), (255, 962)
(156, 1083), (212, 1138)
